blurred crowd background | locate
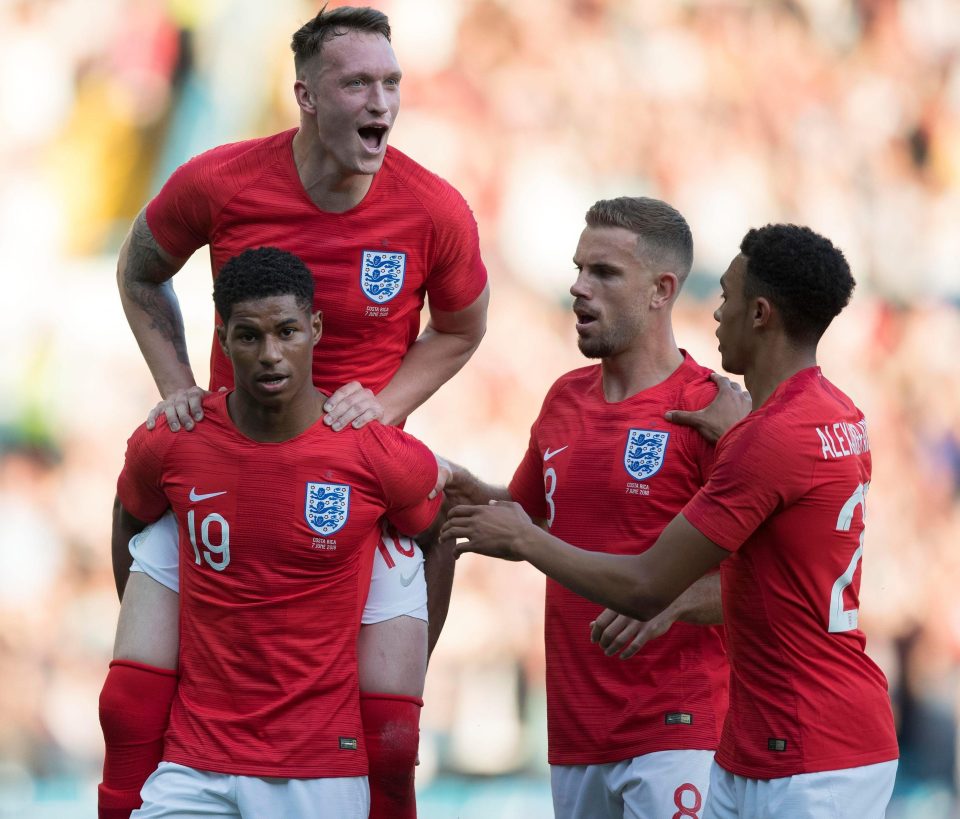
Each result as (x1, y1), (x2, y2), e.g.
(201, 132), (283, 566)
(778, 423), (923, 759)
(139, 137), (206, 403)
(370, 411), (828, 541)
(1, 0), (959, 815)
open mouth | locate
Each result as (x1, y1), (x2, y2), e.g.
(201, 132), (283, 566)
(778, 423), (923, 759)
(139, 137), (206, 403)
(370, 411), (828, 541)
(574, 303), (598, 331)
(358, 124), (388, 153)
(257, 373), (289, 391)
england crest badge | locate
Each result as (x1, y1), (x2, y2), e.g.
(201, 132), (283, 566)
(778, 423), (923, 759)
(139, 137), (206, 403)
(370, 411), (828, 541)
(360, 250), (406, 303)
(305, 482), (350, 536)
(623, 429), (670, 481)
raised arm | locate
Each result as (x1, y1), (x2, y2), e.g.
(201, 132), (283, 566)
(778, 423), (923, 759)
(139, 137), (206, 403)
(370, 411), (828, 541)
(116, 210), (204, 430)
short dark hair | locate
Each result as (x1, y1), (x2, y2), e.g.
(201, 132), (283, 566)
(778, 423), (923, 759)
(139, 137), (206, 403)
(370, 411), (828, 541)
(214, 247), (315, 323)
(291, 4), (391, 76)
(739, 224), (855, 344)
(585, 197), (694, 284)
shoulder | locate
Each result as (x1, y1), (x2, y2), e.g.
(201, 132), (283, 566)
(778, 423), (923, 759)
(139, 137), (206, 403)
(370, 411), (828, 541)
(355, 423), (437, 494)
(169, 131), (292, 187)
(383, 147), (476, 222)
(530, 366), (598, 418)
(363, 421), (430, 450)
(124, 417), (177, 467)
(672, 355), (719, 412)
(548, 365), (598, 399)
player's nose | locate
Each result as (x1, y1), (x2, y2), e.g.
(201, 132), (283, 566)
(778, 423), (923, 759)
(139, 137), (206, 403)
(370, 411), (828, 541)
(570, 271), (590, 299)
(259, 335), (283, 364)
(366, 83), (388, 115)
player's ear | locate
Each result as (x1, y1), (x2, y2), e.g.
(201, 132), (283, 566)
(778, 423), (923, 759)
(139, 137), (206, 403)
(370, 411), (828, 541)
(311, 310), (323, 346)
(753, 297), (772, 329)
(294, 78), (316, 115)
(651, 272), (679, 309)
(216, 322), (229, 355)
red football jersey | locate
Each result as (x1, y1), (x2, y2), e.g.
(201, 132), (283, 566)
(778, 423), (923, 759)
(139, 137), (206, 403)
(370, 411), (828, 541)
(145, 129), (487, 397)
(683, 367), (898, 778)
(117, 392), (441, 777)
(509, 354), (729, 765)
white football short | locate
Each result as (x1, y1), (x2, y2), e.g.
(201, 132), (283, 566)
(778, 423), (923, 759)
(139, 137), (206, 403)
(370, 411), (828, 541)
(131, 761), (368, 818)
(551, 749), (715, 819)
(703, 758), (898, 819)
(128, 512), (428, 624)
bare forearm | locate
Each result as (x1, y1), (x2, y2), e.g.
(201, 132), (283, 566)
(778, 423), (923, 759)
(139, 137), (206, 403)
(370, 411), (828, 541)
(117, 211), (194, 397)
(445, 463), (512, 508)
(519, 527), (675, 620)
(658, 572), (723, 626)
(375, 325), (482, 425)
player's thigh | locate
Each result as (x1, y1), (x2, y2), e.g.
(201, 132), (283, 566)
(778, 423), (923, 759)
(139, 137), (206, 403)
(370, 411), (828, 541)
(357, 615), (427, 696)
(358, 525), (428, 696)
(550, 763), (622, 819)
(702, 763), (740, 819)
(128, 509), (181, 593)
(704, 760), (898, 819)
(238, 774), (369, 819)
(764, 760), (898, 819)
(620, 750), (713, 819)
(132, 762), (238, 818)
(113, 572), (180, 669)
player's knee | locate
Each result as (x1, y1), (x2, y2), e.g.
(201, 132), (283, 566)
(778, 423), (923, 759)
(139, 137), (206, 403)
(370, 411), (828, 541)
(361, 692), (422, 776)
(100, 660), (177, 743)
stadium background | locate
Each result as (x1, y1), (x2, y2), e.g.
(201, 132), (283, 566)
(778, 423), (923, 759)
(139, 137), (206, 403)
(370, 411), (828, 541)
(1, 0), (959, 815)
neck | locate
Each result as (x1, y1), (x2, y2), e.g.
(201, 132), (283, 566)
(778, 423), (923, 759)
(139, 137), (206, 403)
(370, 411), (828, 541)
(742, 337), (818, 409)
(600, 326), (684, 403)
(292, 126), (374, 213)
(226, 385), (326, 443)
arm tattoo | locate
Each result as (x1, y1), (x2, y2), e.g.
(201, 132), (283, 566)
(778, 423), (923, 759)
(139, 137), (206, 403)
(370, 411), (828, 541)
(122, 213), (190, 366)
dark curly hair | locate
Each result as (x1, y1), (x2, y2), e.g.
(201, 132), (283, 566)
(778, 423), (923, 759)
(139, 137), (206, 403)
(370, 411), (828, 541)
(291, 4), (391, 77)
(740, 224), (855, 344)
(214, 248), (314, 323)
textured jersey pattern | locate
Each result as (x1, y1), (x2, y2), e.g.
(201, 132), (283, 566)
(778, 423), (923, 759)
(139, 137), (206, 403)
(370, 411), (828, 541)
(509, 354), (729, 765)
(146, 130), (487, 396)
(117, 392), (440, 777)
(683, 367), (898, 778)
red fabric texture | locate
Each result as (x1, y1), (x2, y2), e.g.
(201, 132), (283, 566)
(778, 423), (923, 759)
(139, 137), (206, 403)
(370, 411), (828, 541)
(145, 130), (487, 398)
(98, 660), (177, 819)
(508, 354), (729, 765)
(361, 692), (424, 819)
(116, 393), (439, 778)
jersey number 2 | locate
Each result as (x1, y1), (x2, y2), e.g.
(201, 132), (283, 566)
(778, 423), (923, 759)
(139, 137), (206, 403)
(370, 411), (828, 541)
(828, 482), (868, 633)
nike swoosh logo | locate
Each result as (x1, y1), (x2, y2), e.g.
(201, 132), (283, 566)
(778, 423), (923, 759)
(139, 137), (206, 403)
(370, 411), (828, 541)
(189, 488), (227, 502)
(543, 446), (568, 461)
(399, 563), (422, 587)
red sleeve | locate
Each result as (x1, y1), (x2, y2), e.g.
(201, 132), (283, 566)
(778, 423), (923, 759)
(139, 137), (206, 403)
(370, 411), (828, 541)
(508, 418), (549, 521)
(423, 184), (488, 312)
(145, 150), (222, 258)
(116, 424), (171, 523)
(362, 425), (442, 535)
(682, 414), (810, 552)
